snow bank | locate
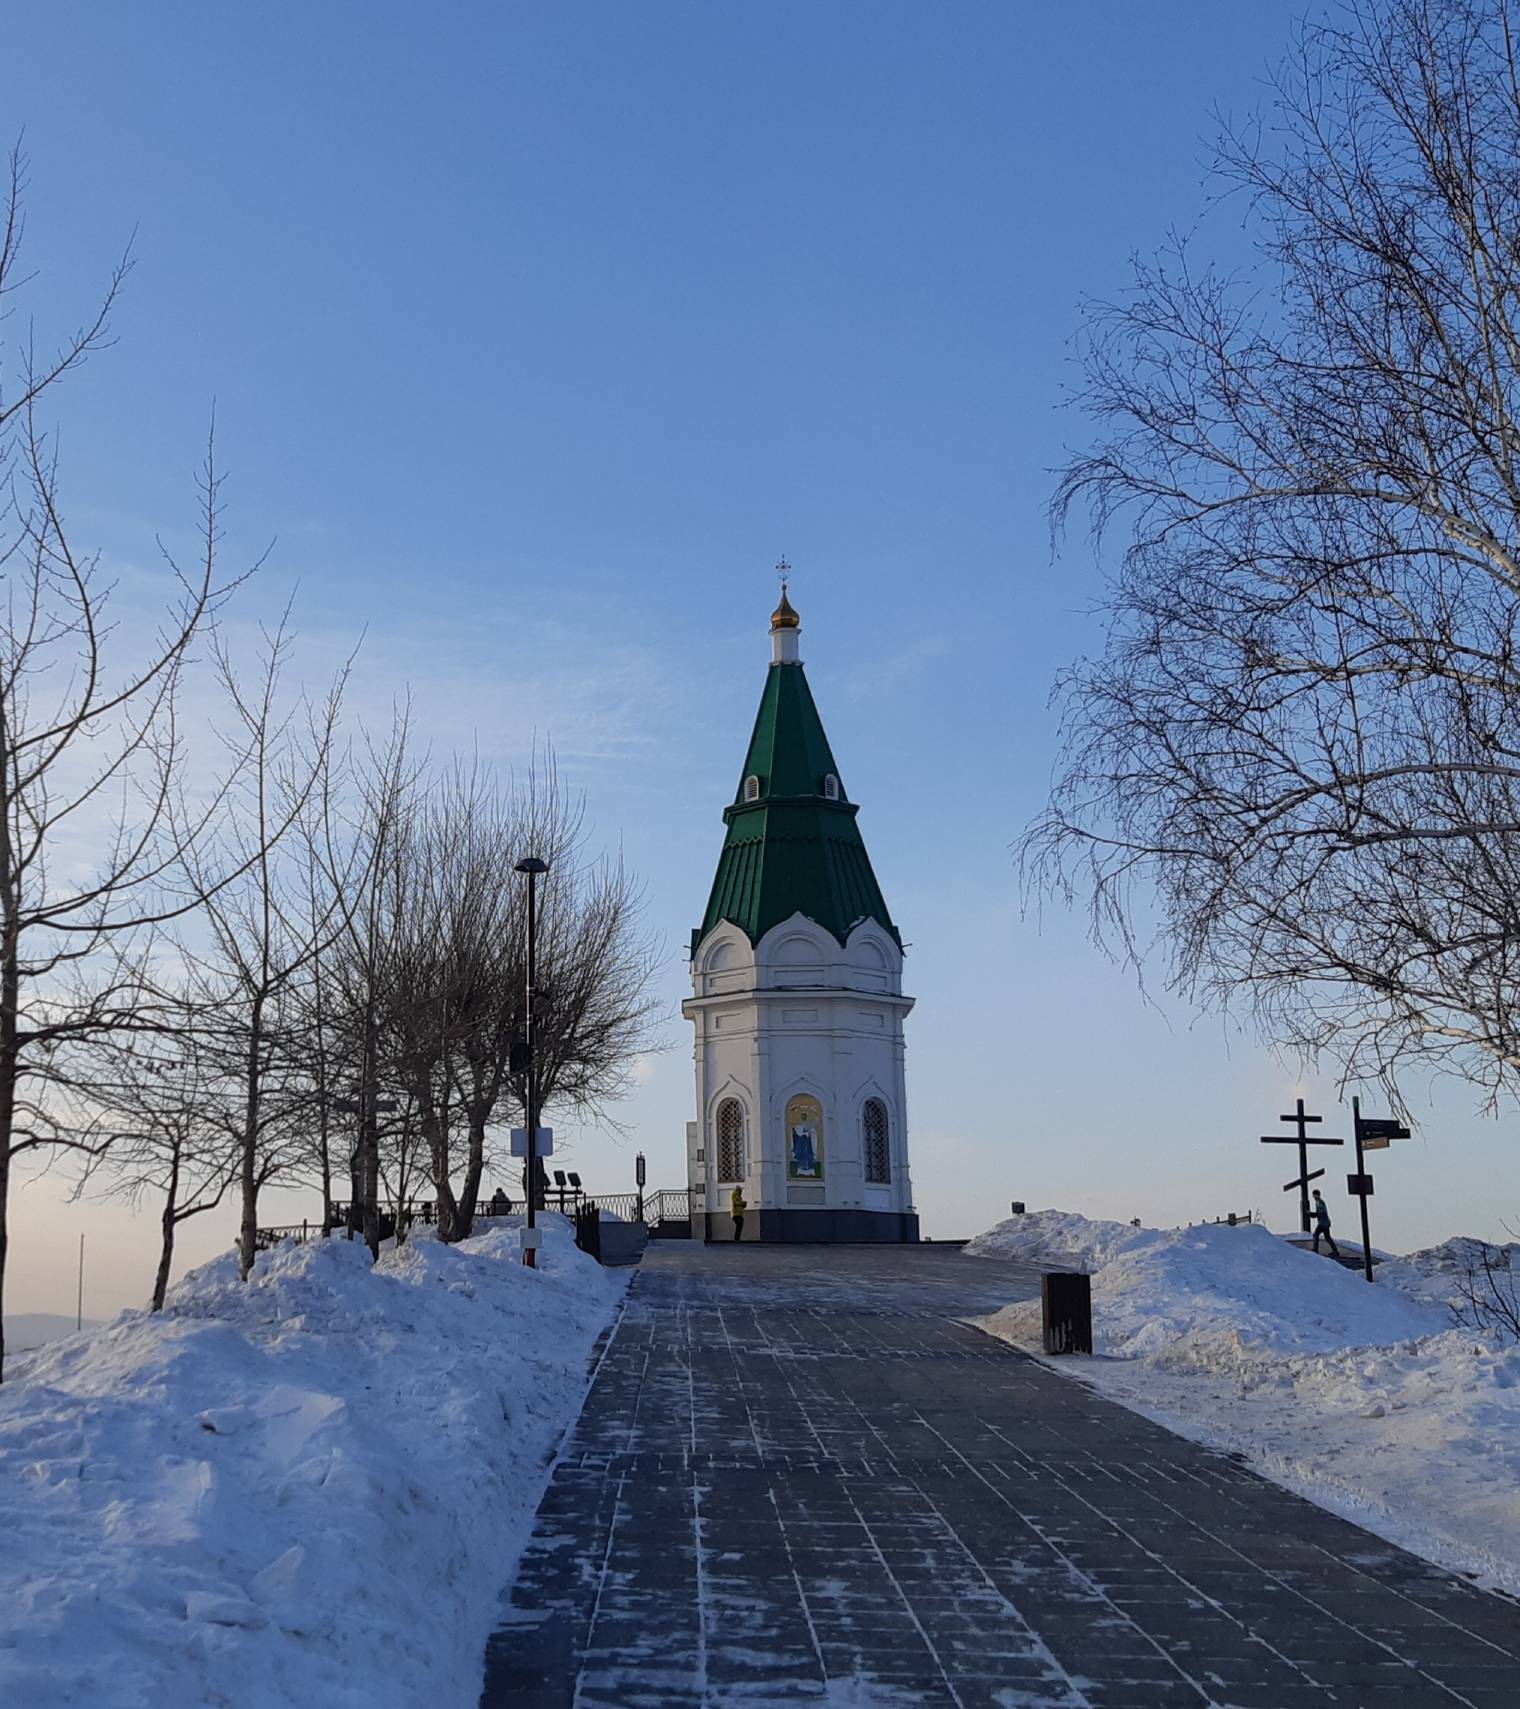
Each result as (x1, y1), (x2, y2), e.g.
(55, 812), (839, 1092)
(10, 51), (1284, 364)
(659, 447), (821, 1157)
(0, 1216), (625, 1709)
(1378, 1235), (1520, 1310)
(969, 1210), (1520, 1595)
(969, 1211), (1437, 1358)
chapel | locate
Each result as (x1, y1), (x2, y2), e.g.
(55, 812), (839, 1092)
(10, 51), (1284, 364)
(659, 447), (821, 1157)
(681, 581), (917, 1242)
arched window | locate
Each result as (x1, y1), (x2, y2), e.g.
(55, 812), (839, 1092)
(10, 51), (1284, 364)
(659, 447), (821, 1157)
(823, 773), (840, 800)
(744, 775), (761, 802)
(716, 1098), (746, 1182)
(863, 1098), (890, 1184)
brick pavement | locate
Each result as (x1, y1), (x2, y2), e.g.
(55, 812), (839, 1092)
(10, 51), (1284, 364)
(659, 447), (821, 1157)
(479, 1243), (1520, 1709)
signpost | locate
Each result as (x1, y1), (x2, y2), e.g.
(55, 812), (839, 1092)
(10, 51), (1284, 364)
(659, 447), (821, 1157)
(1348, 1099), (1410, 1283)
(1260, 1099), (1344, 1233)
(514, 855), (550, 1267)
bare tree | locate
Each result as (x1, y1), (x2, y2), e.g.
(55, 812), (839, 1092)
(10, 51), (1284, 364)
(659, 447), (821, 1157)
(310, 714), (418, 1259)
(1450, 1235), (1520, 1341)
(372, 755), (662, 1241)
(0, 150), (261, 1375)
(77, 1020), (239, 1310)
(455, 771), (661, 1237)
(374, 1090), (427, 1241)
(1027, 0), (1520, 1101)
(371, 762), (501, 1242)
(173, 614), (346, 1280)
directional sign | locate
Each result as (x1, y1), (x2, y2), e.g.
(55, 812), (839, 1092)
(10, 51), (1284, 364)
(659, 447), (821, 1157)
(1347, 1172), (1375, 1197)
(1360, 1136), (1390, 1152)
(1358, 1118), (1409, 1141)
(510, 1127), (554, 1158)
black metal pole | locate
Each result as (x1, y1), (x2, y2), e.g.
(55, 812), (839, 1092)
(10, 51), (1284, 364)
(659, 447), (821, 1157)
(524, 863), (538, 1269)
(1295, 1098), (1311, 1234)
(1352, 1096), (1374, 1283)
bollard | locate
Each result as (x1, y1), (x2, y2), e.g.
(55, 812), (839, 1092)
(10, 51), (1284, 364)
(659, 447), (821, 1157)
(1041, 1271), (1092, 1355)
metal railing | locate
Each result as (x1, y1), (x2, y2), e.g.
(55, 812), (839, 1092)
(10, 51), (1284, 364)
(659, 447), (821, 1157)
(253, 1223), (319, 1250)
(253, 1187), (693, 1254)
(574, 1201), (601, 1261)
(586, 1189), (690, 1227)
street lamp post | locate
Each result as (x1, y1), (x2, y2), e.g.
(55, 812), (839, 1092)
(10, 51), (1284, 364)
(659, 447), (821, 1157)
(515, 855), (549, 1267)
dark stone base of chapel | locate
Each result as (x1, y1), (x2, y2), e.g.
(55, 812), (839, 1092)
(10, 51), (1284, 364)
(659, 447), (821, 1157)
(704, 1207), (920, 1244)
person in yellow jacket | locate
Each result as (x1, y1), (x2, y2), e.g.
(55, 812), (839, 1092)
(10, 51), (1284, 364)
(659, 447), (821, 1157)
(730, 1184), (746, 1242)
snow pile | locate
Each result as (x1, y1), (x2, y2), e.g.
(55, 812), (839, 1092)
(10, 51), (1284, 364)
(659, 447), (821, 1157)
(964, 1207), (1161, 1273)
(0, 1216), (625, 1709)
(1378, 1235), (1520, 1310)
(970, 1210), (1520, 1595)
(969, 1212), (1437, 1359)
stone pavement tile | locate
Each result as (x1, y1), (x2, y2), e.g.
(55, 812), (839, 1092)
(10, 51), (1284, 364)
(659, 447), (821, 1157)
(478, 1245), (1520, 1709)
(574, 1678), (704, 1709)
(1179, 1691), (1331, 1709)
(1327, 1691), (1479, 1709)
(1415, 1661), (1520, 1692)
(1075, 1683), (1212, 1708)
(1458, 1692), (1520, 1709)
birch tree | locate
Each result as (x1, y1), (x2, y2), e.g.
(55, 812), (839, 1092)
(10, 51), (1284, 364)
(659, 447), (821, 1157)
(1027, 0), (1520, 1099)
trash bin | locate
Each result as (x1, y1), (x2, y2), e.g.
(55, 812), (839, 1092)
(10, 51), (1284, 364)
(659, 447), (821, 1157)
(1041, 1270), (1092, 1355)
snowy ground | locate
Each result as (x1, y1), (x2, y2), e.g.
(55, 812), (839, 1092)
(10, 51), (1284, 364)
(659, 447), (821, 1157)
(967, 1210), (1520, 1597)
(0, 1215), (626, 1709)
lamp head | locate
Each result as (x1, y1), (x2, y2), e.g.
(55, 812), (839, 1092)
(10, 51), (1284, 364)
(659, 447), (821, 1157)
(515, 856), (549, 876)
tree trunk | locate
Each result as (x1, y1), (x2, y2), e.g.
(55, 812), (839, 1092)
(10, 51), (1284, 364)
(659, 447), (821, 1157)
(152, 1148), (180, 1312)
(361, 1012), (380, 1260)
(319, 1122), (332, 1237)
(405, 1064), (458, 1241)
(0, 930), (20, 1381)
(362, 1112), (380, 1260)
(345, 1136), (363, 1238)
(314, 957), (333, 1236)
(455, 1108), (488, 1241)
(237, 996), (265, 1282)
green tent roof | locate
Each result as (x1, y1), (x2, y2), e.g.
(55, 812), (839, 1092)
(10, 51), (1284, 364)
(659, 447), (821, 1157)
(692, 659), (901, 956)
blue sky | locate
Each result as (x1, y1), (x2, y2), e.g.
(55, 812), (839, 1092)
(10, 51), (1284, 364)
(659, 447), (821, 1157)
(7, 2), (1516, 1316)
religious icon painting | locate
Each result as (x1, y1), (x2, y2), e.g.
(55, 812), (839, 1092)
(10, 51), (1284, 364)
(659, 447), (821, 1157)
(785, 1094), (824, 1180)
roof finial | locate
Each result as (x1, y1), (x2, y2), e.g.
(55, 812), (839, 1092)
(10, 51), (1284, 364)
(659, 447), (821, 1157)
(770, 557), (800, 634)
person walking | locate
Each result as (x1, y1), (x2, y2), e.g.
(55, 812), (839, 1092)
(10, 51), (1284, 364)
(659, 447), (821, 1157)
(1311, 1189), (1340, 1258)
(730, 1184), (746, 1242)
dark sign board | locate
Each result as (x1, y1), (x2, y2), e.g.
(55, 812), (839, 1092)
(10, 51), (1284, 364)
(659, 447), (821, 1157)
(1358, 1118), (1409, 1141)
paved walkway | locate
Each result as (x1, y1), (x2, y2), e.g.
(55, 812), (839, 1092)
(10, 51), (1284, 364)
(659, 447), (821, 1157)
(480, 1244), (1520, 1709)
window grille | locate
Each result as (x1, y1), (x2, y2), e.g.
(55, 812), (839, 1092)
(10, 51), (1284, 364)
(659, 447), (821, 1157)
(744, 775), (761, 802)
(863, 1098), (890, 1183)
(823, 774), (840, 800)
(716, 1098), (746, 1183)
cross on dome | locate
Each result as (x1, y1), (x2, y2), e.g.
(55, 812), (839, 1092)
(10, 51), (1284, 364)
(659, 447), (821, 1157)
(770, 557), (800, 633)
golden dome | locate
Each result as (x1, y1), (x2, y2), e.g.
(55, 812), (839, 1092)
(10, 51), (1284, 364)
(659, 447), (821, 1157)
(770, 587), (800, 631)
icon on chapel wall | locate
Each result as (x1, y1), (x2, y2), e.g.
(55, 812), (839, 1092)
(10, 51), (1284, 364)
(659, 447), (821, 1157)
(785, 1094), (824, 1180)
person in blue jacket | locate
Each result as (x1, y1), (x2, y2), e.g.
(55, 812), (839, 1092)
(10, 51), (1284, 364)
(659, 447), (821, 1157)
(1311, 1189), (1340, 1258)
